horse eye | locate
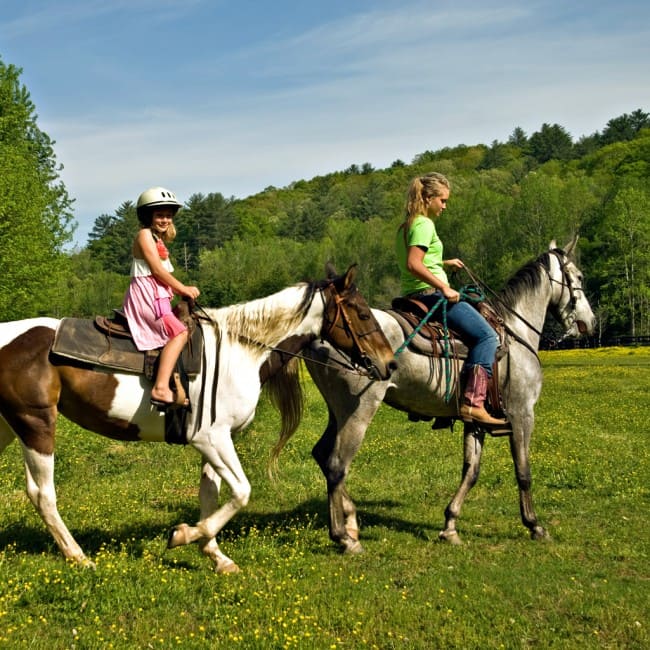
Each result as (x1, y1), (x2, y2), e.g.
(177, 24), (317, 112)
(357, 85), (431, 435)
(351, 304), (370, 320)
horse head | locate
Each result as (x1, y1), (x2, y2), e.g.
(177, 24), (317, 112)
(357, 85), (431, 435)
(548, 236), (596, 338)
(320, 264), (397, 380)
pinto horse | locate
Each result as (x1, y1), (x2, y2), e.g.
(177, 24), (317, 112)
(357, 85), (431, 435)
(0, 265), (396, 572)
(304, 239), (596, 552)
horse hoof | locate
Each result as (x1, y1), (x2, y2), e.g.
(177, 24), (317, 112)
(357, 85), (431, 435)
(167, 523), (191, 549)
(439, 530), (463, 545)
(531, 526), (551, 541)
(342, 539), (365, 555)
(216, 560), (240, 575)
(75, 557), (97, 570)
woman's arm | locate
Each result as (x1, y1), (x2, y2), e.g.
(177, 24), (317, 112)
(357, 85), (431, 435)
(406, 246), (459, 302)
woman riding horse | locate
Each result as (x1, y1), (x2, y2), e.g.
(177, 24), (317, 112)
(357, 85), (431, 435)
(396, 172), (507, 427)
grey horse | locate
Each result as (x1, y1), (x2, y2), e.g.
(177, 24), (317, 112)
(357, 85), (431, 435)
(304, 238), (596, 552)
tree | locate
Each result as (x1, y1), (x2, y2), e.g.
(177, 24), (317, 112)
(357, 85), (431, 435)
(527, 123), (574, 163)
(0, 59), (74, 319)
(86, 201), (139, 273)
(441, 174), (515, 288)
(600, 109), (650, 145)
(506, 172), (581, 265)
(51, 104), (650, 338)
(198, 237), (322, 306)
(573, 132), (602, 157)
(350, 178), (391, 222)
(277, 199), (327, 242)
(599, 185), (650, 335)
(175, 192), (238, 271)
(508, 127), (528, 148)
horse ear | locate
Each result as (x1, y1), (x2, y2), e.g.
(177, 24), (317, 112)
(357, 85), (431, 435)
(343, 264), (358, 289)
(325, 262), (337, 279)
(549, 239), (558, 251)
(564, 234), (579, 257)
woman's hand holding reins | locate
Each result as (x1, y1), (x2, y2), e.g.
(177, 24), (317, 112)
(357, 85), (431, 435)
(442, 286), (460, 303)
(444, 258), (464, 270)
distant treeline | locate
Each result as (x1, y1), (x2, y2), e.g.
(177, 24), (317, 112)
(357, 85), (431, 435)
(1, 58), (649, 339)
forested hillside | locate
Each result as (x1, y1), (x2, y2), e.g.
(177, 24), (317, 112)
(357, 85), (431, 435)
(2, 59), (649, 340)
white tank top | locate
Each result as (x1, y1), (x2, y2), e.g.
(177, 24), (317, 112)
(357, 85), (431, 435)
(130, 257), (174, 277)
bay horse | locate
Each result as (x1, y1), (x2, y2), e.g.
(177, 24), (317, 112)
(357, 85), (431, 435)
(0, 265), (396, 572)
(304, 239), (596, 552)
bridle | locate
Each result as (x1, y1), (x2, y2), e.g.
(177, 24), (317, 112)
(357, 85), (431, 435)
(319, 280), (387, 378)
(464, 250), (583, 357)
(545, 250), (584, 340)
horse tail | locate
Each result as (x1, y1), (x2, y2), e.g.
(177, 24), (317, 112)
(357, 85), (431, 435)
(266, 357), (304, 480)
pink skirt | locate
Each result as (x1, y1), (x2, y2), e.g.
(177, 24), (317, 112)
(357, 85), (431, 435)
(123, 276), (186, 351)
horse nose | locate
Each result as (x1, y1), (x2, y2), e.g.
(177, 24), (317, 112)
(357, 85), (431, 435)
(377, 357), (398, 380)
(368, 357), (397, 381)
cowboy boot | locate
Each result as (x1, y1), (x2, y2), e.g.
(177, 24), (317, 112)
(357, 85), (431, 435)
(459, 366), (508, 427)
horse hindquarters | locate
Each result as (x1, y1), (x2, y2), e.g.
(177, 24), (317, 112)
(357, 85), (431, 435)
(0, 325), (92, 565)
(0, 326), (60, 456)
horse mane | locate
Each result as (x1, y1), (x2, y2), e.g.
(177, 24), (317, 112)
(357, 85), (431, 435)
(208, 282), (318, 349)
(496, 251), (553, 312)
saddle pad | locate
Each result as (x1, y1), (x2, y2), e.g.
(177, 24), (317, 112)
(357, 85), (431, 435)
(387, 310), (469, 359)
(53, 318), (145, 373)
(53, 318), (205, 376)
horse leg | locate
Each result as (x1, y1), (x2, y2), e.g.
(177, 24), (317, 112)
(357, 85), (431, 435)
(21, 444), (94, 567)
(312, 408), (371, 555)
(195, 458), (240, 574)
(167, 429), (250, 572)
(509, 428), (549, 540)
(439, 425), (486, 544)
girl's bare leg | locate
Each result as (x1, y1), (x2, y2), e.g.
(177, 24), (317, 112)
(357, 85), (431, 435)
(151, 331), (188, 404)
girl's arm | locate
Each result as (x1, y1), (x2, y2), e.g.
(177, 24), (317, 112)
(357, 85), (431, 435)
(136, 230), (200, 299)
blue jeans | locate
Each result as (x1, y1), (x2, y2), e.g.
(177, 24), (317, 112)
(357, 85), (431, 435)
(414, 292), (499, 375)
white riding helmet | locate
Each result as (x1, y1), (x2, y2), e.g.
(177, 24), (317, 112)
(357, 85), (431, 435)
(136, 186), (183, 223)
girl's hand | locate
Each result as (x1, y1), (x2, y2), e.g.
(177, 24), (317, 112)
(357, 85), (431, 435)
(182, 285), (200, 300)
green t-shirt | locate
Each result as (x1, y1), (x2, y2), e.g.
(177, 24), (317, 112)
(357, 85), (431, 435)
(395, 215), (448, 295)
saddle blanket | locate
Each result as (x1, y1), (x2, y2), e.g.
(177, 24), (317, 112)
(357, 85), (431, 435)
(52, 317), (204, 375)
(53, 318), (146, 372)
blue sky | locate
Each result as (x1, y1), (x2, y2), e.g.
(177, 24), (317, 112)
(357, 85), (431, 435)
(2, 0), (649, 247)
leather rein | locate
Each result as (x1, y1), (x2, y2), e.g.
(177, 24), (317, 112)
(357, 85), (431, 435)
(464, 250), (579, 359)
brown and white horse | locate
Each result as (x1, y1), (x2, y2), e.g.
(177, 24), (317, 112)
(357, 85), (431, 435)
(0, 265), (396, 572)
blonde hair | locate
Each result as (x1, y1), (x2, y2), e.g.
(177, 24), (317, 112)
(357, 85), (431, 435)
(399, 172), (450, 237)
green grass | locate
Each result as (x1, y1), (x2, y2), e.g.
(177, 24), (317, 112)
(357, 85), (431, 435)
(1, 348), (648, 648)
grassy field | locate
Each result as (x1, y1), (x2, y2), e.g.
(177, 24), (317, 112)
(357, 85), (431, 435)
(0, 347), (648, 649)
